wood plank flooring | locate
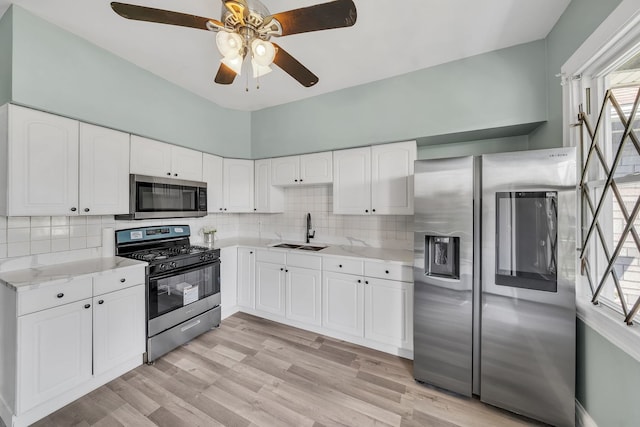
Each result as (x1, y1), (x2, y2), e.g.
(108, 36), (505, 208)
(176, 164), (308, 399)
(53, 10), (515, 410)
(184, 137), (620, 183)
(30, 313), (543, 427)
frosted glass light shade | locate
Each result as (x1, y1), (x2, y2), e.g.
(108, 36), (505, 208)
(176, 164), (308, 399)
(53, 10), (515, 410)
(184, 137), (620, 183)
(216, 32), (243, 59)
(251, 59), (272, 78)
(251, 39), (276, 67)
(222, 55), (243, 75)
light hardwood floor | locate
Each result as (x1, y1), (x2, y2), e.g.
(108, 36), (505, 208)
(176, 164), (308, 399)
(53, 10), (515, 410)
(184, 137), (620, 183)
(29, 312), (543, 427)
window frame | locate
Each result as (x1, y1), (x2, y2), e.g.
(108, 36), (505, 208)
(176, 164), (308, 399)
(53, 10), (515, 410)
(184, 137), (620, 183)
(562, 0), (640, 363)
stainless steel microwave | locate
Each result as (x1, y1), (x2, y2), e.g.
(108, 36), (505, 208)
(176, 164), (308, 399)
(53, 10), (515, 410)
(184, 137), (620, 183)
(116, 174), (207, 220)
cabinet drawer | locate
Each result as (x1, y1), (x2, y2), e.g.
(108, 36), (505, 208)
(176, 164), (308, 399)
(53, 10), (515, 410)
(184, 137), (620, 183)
(93, 266), (146, 296)
(286, 252), (321, 270)
(323, 257), (363, 275)
(18, 277), (93, 316)
(365, 261), (413, 282)
(256, 249), (286, 265)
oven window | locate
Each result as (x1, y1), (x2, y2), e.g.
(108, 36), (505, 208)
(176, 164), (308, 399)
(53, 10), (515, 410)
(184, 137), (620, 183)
(495, 191), (558, 292)
(148, 262), (220, 319)
(136, 181), (199, 212)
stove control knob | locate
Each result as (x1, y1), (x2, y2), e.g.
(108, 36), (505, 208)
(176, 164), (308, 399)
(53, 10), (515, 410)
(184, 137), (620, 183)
(169, 262), (177, 269)
(159, 264), (166, 271)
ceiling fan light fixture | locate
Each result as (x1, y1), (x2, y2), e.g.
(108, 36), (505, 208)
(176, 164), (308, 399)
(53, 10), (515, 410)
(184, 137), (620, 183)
(216, 31), (244, 59)
(251, 39), (275, 67)
(251, 60), (272, 78)
(221, 55), (243, 75)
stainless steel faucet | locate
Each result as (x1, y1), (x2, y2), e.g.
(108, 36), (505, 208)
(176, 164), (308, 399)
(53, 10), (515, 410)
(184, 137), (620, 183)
(306, 213), (315, 243)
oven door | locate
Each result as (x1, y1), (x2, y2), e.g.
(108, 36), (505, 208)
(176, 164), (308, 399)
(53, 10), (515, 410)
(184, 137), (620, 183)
(147, 260), (220, 337)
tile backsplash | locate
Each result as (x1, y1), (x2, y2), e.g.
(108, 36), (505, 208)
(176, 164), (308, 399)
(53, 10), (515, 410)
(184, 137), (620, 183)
(0, 184), (413, 270)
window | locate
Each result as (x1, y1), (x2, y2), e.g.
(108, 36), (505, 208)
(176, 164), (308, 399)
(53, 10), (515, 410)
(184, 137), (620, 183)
(578, 49), (640, 325)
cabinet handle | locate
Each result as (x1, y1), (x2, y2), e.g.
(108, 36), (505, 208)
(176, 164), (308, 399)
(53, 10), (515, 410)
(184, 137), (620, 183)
(70, 207), (77, 212)
(120, 278), (126, 283)
(98, 300), (104, 304)
(84, 208), (90, 212)
(57, 293), (64, 298)
(84, 304), (91, 309)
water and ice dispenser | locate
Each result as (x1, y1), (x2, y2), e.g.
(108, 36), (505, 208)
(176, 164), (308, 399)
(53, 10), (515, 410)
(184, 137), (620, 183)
(425, 235), (460, 279)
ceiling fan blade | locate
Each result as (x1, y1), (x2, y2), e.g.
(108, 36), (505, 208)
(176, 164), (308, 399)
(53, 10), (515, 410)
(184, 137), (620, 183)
(214, 63), (238, 85)
(268, 0), (356, 37)
(110, 2), (224, 31)
(272, 43), (318, 87)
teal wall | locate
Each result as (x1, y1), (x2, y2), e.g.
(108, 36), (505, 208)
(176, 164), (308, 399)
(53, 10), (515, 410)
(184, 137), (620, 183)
(0, 7), (11, 105)
(9, 6), (251, 158)
(577, 319), (640, 427)
(251, 41), (547, 158)
(417, 136), (529, 160)
(529, 0), (622, 149)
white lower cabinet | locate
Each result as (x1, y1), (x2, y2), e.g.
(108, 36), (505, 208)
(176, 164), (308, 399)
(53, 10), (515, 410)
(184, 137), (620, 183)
(322, 271), (364, 336)
(255, 261), (286, 316)
(17, 299), (93, 414)
(365, 278), (413, 350)
(236, 247), (256, 309)
(286, 266), (322, 326)
(92, 285), (145, 376)
(0, 262), (146, 427)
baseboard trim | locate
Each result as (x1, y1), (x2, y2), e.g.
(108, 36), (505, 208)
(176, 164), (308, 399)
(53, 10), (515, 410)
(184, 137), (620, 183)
(576, 400), (598, 427)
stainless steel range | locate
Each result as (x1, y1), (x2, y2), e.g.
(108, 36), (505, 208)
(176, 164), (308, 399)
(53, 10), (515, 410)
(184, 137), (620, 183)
(115, 225), (221, 362)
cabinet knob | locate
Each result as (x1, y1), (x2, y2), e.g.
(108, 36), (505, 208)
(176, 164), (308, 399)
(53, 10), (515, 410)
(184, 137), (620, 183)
(254, 208), (257, 211)
(280, 267), (284, 271)
(250, 251), (253, 254)
(285, 269), (289, 273)
(357, 279), (361, 283)
(339, 264), (342, 268)
(365, 209), (369, 213)
(174, 173), (178, 177)
(98, 300), (104, 305)
(385, 270), (389, 274)
(70, 207), (77, 212)
(219, 208), (223, 211)
(372, 209), (376, 213)
(300, 179), (303, 182)
(84, 304), (91, 309)
(120, 278), (126, 283)
(295, 179), (298, 182)
(84, 208), (90, 212)
(167, 172), (171, 176)
(57, 293), (64, 298)
(365, 280), (369, 284)
(224, 208), (227, 211)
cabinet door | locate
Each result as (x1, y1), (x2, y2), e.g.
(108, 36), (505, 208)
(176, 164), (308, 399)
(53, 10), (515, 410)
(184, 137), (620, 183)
(255, 261), (285, 316)
(371, 141), (416, 215)
(130, 135), (172, 178)
(223, 159), (254, 212)
(220, 246), (239, 311)
(8, 105), (79, 216)
(365, 278), (413, 349)
(255, 159), (284, 213)
(17, 299), (92, 414)
(300, 152), (333, 184)
(333, 147), (371, 215)
(286, 266), (322, 326)
(93, 285), (145, 375)
(237, 247), (255, 309)
(79, 123), (130, 215)
(271, 156), (299, 186)
(171, 145), (203, 181)
(203, 153), (224, 213)
(322, 271), (364, 336)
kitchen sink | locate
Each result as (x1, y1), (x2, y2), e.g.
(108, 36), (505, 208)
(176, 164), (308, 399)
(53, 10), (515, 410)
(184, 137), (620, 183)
(270, 243), (327, 251)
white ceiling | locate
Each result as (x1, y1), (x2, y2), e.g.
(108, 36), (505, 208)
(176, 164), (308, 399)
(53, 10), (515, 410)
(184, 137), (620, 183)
(0, 0), (571, 111)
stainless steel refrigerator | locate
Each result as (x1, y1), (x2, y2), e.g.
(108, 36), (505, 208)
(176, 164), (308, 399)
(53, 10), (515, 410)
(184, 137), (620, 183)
(413, 148), (576, 427)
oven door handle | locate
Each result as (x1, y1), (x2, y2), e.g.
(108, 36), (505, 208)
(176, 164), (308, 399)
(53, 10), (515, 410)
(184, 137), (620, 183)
(150, 258), (220, 282)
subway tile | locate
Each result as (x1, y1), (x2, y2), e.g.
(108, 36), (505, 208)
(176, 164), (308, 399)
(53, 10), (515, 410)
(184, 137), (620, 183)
(70, 225), (87, 238)
(30, 227), (51, 241)
(0, 217), (6, 229)
(51, 226), (70, 239)
(8, 217), (30, 228)
(8, 242), (30, 257)
(0, 230), (6, 244)
(70, 237), (87, 250)
(30, 240), (51, 255)
(0, 244), (6, 259)
(51, 216), (70, 226)
(70, 216), (87, 226)
(7, 228), (29, 243)
(87, 225), (102, 237)
(51, 239), (70, 252)
(86, 235), (101, 248)
(30, 217), (51, 227)
(86, 216), (102, 226)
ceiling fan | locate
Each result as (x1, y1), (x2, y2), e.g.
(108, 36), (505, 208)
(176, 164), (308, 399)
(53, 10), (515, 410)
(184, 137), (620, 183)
(110, 0), (357, 87)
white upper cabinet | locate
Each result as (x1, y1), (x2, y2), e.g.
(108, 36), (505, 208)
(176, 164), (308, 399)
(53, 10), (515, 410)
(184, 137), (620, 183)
(130, 135), (203, 181)
(255, 159), (284, 213)
(78, 123), (130, 215)
(4, 105), (79, 216)
(271, 152), (333, 186)
(202, 153), (224, 213)
(333, 141), (416, 215)
(223, 158), (254, 212)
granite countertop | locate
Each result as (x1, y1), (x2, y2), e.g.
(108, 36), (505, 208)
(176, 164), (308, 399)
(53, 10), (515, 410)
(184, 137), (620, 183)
(0, 257), (147, 291)
(211, 237), (414, 265)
